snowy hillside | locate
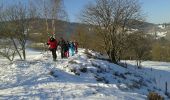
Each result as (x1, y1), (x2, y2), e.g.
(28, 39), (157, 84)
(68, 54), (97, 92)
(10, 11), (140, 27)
(0, 49), (169, 99)
(148, 31), (167, 38)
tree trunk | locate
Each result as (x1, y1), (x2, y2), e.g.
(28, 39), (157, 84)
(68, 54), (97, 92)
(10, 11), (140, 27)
(11, 37), (23, 60)
(52, 19), (55, 33)
(107, 49), (118, 64)
(23, 46), (26, 60)
(46, 19), (49, 32)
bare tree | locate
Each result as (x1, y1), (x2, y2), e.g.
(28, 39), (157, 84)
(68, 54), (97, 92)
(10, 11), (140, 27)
(33, 0), (66, 50)
(81, 0), (143, 64)
(0, 4), (17, 61)
(72, 25), (90, 48)
(127, 31), (151, 68)
(40, 0), (68, 33)
(0, 40), (16, 62)
(0, 1), (38, 60)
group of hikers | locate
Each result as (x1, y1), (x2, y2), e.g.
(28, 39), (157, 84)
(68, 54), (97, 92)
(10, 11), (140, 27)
(47, 36), (78, 61)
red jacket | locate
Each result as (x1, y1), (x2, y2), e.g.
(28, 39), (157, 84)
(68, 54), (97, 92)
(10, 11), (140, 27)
(47, 38), (58, 49)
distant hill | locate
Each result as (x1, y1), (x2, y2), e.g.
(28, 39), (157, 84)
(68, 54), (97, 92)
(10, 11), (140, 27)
(128, 20), (170, 39)
(31, 19), (160, 34)
(20, 18), (170, 42)
(1, 18), (170, 40)
(28, 18), (89, 39)
(127, 20), (157, 32)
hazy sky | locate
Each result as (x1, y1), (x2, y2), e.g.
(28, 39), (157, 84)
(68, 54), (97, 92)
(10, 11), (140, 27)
(64, 0), (170, 24)
(139, 0), (170, 24)
(1, 0), (170, 24)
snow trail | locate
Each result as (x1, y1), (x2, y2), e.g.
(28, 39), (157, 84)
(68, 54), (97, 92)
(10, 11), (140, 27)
(0, 49), (169, 99)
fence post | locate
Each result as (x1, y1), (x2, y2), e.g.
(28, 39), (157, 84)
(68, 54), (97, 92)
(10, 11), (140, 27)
(165, 81), (168, 95)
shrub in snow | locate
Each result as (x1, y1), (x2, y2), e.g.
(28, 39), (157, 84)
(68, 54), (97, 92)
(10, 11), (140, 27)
(105, 80), (109, 84)
(127, 78), (147, 89)
(68, 60), (78, 64)
(75, 72), (80, 76)
(117, 84), (129, 90)
(84, 49), (97, 59)
(94, 75), (109, 84)
(118, 62), (127, 68)
(97, 69), (103, 73)
(92, 63), (108, 73)
(94, 75), (103, 81)
(70, 68), (77, 73)
(80, 67), (87, 73)
(124, 71), (132, 75)
(84, 49), (92, 58)
(92, 63), (100, 69)
(147, 92), (164, 100)
(70, 67), (80, 76)
(49, 70), (57, 78)
(127, 81), (141, 89)
(113, 72), (126, 79)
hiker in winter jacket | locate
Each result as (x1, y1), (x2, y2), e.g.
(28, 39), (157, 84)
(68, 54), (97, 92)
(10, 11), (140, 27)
(74, 40), (78, 54)
(69, 41), (75, 56)
(47, 36), (58, 61)
(65, 41), (70, 58)
(59, 37), (66, 58)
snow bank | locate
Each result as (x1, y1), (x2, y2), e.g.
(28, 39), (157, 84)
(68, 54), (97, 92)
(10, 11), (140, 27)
(0, 49), (169, 99)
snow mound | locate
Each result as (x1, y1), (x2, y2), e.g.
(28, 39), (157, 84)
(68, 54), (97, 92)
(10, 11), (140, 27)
(0, 48), (169, 99)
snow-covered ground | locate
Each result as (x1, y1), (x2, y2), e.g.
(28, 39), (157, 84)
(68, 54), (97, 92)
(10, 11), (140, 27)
(158, 25), (166, 29)
(0, 49), (169, 99)
(125, 60), (170, 93)
(148, 31), (167, 38)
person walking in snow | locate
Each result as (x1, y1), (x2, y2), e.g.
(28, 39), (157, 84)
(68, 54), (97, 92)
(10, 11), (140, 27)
(69, 41), (75, 56)
(65, 41), (70, 58)
(63, 41), (69, 58)
(59, 37), (66, 58)
(74, 40), (78, 54)
(47, 36), (58, 61)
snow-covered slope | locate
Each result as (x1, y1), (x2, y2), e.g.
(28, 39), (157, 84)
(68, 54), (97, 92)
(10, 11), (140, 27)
(126, 61), (170, 94)
(0, 49), (169, 99)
